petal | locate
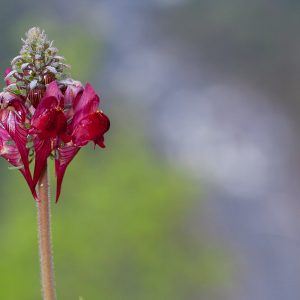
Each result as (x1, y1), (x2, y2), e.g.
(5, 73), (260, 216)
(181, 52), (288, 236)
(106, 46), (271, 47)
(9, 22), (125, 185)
(8, 99), (28, 122)
(64, 84), (83, 108)
(2, 148), (36, 199)
(44, 81), (64, 105)
(60, 132), (72, 144)
(72, 111), (110, 147)
(13, 123), (34, 189)
(55, 145), (80, 202)
(0, 126), (37, 200)
(0, 127), (22, 167)
(31, 107), (67, 139)
(0, 102), (34, 193)
(98, 111), (110, 133)
(70, 83), (99, 131)
(95, 135), (106, 148)
(64, 85), (83, 120)
(4, 68), (13, 86)
(33, 139), (52, 188)
(20, 168), (38, 201)
(0, 92), (17, 106)
(31, 96), (58, 124)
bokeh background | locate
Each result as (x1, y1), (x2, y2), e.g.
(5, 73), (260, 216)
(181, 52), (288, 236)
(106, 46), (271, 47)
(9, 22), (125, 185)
(0, 0), (300, 299)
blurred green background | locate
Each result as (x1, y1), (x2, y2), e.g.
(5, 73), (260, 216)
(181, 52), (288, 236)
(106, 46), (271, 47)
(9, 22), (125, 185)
(0, 1), (231, 299)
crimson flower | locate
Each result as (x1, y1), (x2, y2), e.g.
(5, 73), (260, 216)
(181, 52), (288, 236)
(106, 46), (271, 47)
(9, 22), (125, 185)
(0, 27), (110, 203)
(55, 83), (109, 200)
(30, 82), (70, 189)
(0, 80), (109, 202)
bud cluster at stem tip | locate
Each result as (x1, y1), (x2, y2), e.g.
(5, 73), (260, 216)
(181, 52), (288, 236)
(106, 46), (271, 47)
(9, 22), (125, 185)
(5, 27), (70, 104)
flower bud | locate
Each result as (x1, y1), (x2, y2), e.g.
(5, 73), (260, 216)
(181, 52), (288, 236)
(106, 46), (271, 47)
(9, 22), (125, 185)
(8, 27), (69, 107)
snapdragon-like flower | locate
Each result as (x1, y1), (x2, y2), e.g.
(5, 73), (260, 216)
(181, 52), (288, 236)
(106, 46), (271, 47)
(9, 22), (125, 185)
(0, 27), (110, 202)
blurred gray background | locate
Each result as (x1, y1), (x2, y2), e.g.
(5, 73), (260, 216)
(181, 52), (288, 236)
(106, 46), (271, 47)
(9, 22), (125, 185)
(1, 0), (300, 299)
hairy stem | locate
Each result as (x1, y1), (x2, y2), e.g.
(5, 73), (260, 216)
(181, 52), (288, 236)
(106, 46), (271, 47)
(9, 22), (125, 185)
(37, 162), (56, 300)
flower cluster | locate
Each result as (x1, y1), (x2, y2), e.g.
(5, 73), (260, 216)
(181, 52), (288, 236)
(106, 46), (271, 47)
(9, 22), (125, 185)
(0, 28), (110, 202)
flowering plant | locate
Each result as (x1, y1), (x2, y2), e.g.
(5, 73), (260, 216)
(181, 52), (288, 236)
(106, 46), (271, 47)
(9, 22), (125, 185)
(1, 27), (109, 202)
(1, 28), (110, 299)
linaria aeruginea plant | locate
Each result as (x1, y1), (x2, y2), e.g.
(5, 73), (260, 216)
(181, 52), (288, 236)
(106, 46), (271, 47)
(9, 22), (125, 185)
(0, 27), (110, 299)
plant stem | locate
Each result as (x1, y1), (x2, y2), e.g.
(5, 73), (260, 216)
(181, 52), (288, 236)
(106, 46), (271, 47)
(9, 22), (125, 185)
(37, 162), (56, 300)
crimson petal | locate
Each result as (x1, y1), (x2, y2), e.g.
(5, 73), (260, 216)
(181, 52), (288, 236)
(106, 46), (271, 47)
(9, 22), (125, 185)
(0, 126), (37, 200)
(32, 96), (58, 124)
(70, 83), (99, 131)
(44, 81), (64, 106)
(72, 111), (110, 147)
(0, 101), (35, 195)
(64, 84), (83, 108)
(0, 92), (16, 106)
(13, 123), (35, 193)
(64, 85), (83, 120)
(4, 68), (13, 86)
(55, 145), (80, 202)
(33, 139), (52, 188)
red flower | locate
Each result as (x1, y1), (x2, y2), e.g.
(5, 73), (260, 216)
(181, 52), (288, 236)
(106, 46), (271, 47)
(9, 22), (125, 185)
(70, 84), (110, 147)
(30, 81), (70, 188)
(72, 111), (110, 147)
(0, 28), (110, 203)
(55, 83), (109, 202)
(0, 74), (110, 202)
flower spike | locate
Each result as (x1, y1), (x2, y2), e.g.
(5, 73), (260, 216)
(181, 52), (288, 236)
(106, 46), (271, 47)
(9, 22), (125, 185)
(0, 27), (110, 201)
